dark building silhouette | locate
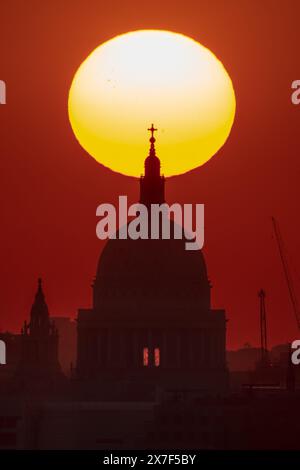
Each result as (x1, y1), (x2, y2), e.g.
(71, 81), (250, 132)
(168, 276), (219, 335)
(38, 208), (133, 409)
(226, 345), (261, 372)
(2, 128), (300, 450)
(15, 278), (62, 385)
(76, 127), (228, 395)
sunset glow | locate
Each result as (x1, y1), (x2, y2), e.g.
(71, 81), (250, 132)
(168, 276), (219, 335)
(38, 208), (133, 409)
(68, 30), (236, 177)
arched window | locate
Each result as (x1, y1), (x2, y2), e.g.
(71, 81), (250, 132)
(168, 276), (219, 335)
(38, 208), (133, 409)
(143, 347), (149, 366)
(154, 347), (160, 367)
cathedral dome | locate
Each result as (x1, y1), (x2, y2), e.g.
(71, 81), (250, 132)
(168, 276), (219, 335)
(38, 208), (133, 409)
(76, 127), (227, 392)
(93, 220), (211, 319)
(92, 126), (211, 321)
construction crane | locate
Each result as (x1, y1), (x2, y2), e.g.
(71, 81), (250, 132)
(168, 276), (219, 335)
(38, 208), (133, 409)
(258, 289), (268, 363)
(271, 216), (300, 330)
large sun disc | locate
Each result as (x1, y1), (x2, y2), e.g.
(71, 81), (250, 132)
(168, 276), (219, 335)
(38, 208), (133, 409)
(68, 30), (236, 177)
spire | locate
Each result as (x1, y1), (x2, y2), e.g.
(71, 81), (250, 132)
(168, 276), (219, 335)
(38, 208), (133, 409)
(28, 277), (51, 337)
(144, 124), (160, 178)
(140, 124), (165, 205)
(36, 277), (44, 300)
(147, 123), (158, 157)
(17, 279), (61, 384)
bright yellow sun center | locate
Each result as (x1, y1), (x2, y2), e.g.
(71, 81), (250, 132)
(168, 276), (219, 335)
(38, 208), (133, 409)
(68, 30), (236, 177)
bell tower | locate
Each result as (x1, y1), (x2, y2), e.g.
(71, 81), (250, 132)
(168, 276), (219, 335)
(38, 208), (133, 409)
(16, 279), (62, 385)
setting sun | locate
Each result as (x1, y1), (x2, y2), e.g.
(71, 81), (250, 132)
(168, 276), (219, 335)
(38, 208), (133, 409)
(68, 30), (236, 177)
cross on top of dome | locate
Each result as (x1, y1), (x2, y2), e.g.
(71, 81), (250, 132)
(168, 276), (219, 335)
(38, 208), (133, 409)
(148, 124), (157, 144)
(147, 124), (158, 158)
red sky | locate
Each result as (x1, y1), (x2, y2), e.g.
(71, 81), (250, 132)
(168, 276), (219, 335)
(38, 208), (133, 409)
(0, 0), (300, 349)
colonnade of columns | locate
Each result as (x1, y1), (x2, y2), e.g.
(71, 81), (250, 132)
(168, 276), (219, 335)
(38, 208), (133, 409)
(77, 326), (225, 376)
